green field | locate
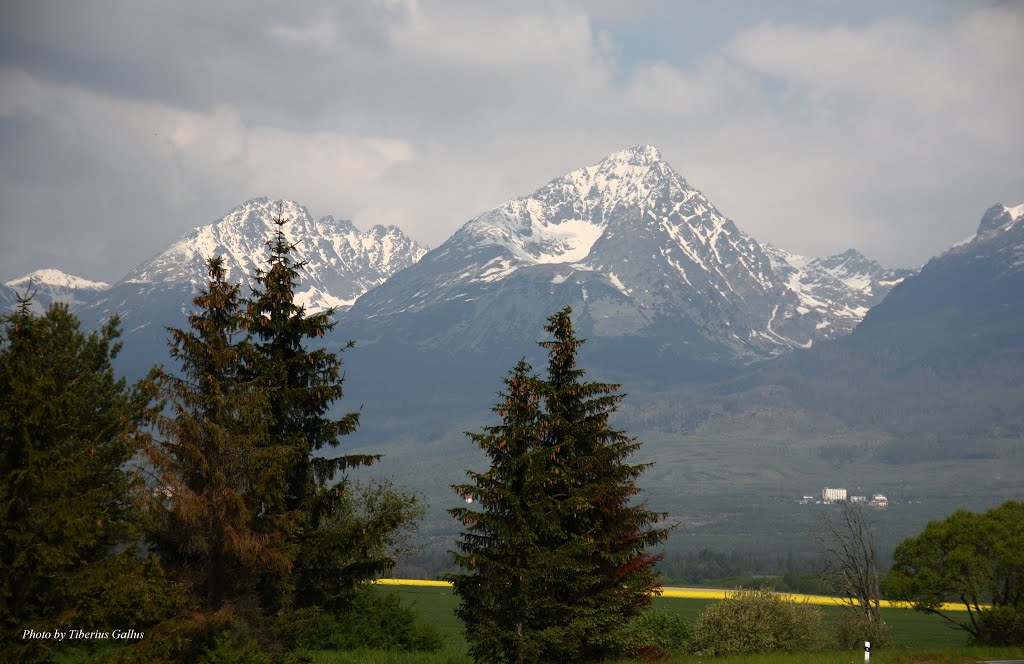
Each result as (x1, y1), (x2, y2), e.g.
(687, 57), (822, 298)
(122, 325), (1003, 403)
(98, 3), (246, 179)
(289, 585), (1024, 663)
(52, 585), (1024, 663)
(386, 585), (974, 650)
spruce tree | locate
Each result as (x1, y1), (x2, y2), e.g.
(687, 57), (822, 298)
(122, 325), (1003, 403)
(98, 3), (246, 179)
(450, 307), (668, 662)
(538, 306), (668, 661)
(449, 360), (558, 663)
(142, 257), (290, 620)
(244, 214), (380, 611)
(246, 216), (373, 510)
(0, 298), (165, 661)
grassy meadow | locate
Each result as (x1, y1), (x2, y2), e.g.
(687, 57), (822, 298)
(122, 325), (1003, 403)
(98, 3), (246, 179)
(383, 584), (969, 649)
(290, 583), (1024, 663)
(52, 582), (1023, 663)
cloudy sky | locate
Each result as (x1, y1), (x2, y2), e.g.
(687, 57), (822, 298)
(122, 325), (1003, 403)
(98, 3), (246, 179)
(1, 1), (1022, 283)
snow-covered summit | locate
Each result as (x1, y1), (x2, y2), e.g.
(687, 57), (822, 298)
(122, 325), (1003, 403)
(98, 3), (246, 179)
(347, 145), (900, 358)
(947, 202), (1024, 254)
(6, 268), (110, 291)
(4, 268), (110, 313)
(458, 144), (726, 271)
(976, 202), (1024, 238)
(118, 197), (426, 312)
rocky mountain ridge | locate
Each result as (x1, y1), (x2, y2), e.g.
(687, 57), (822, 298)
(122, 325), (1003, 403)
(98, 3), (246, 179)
(342, 145), (910, 363)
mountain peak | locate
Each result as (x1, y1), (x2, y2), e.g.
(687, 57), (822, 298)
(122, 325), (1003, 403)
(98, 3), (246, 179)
(977, 202), (1024, 237)
(6, 268), (109, 291)
(116, 198), (426, 313)
(4, 268), (110, 314)
(601, 144), (663, 166)
(458, 144), (689, 267)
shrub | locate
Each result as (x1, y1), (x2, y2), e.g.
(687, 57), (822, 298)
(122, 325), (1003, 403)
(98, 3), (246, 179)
(198, 622), (273, 664)
(974, 606), (1024, 646)
(832, 611), (890, 651)
(690, 587), (824, 656)
(275, 586), (445, 652)
(629, 608), (693, 657)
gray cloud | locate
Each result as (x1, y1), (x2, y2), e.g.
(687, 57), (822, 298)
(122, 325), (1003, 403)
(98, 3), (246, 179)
(1, 1), (1021, 282)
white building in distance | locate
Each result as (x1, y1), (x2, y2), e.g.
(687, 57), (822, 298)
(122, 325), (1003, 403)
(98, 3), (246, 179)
(822, 487), (847, 503)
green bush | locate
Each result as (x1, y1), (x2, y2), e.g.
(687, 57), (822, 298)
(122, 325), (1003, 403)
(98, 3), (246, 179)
(198, 622), (273, 664)
(629, 608), (692, 657)
(832, 611), (890, 651)
(974, 606), (1024, 646)
(276, 586), (445, 652)
(690, 587), (824, 656)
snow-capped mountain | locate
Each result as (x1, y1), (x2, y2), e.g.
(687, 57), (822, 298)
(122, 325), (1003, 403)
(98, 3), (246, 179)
(119, 197), (426, 312)
(74, 198), (425, 377)
(764, 246), (913, 339)
(4, 268), (110, 313)
(954, 202), (1024, 256)
(342, 145), (904, 364)
(729, 201), (1024, 443)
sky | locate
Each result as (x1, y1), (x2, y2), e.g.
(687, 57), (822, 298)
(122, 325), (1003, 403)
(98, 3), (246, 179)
(1, 0), (1022, 283)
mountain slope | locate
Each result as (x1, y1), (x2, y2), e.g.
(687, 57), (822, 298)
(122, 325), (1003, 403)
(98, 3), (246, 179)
(764, 246), (913, 339)
(688, 202), (1024, 450)
(342, 146), (905, 368)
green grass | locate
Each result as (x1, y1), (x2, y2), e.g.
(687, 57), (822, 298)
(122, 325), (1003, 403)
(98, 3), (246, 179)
(386, 585), (466, 645)
(295, 645), (1024, 664)
(648, 649), (1024, 664)
(382, 585), (974, 652)
(291, 646), (469, 663)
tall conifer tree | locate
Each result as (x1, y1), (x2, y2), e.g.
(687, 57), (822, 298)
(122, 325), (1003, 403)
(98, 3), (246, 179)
(1, 298), (164, 660)
(244, 214), (380, 611)
(450, 360), (557, 663)
(143, 257), (290, 618)
(538, 306), (667, 660)
(450, 307), (668, 662)
(246, 216), (373, 512)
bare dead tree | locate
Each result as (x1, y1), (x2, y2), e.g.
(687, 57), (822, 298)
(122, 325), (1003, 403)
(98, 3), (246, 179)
(814, 501), (883, 626)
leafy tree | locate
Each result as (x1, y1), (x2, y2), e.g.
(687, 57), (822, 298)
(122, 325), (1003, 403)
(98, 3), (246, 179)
(291, 479), (425, 614)
(885, 500), (1024, 645)
(450, 307), (669, 663)
(0, 298), (167, 661)
(244, 214), (383, 611)
(141, 257), (291, 621)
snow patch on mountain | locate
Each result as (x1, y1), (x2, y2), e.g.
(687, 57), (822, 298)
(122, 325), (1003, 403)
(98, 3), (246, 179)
(1006, 203), (1024, 222)
(607, 272), (629, 295)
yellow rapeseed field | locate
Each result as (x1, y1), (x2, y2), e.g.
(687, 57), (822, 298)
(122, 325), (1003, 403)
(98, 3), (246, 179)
(373, 579), (974, 612)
